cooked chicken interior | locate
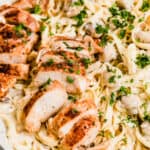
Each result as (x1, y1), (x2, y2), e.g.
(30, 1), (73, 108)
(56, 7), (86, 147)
(48, 99), (98, 138)
(33, 62), (88, 93)
(0, 73), (16, 98)
(60, 115), (100, 150)
(24, 80), (67, 133)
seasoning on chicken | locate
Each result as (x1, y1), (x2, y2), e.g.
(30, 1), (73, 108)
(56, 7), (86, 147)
(33, 62), (88, 93)
(48, 99), (97, 138)
(24, 80), (67, 133)
(60, 115), (100, 150)
(0, 64), (29, 79)
(0, 5), (40, 32)
(0, 73), (16, 98)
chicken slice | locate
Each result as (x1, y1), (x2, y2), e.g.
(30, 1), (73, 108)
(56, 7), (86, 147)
(0, 73), (16, 98)
(37, 49), (89, 67)
(60, 115), (100, 150)
(0, 23), (38, 55)
(48, 99), (97, 138)
(0, 53), (27, 64)
(33, 63), (88, 93)
(24, 80), (67, 132)
(0, 64), (29, 79)
(0, 5), (40, 32)
(50, 36), (91, 58)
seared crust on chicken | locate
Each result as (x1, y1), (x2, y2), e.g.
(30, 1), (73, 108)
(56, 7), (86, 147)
(0, 23), (38, 54)
(24, 80), (67, 133)
(0, 64), (29, 79)
(60, 115), (100, 150)
(48, 99), (97, 138)
(0, 5), (40, 32)
(0, 73), (16, 98)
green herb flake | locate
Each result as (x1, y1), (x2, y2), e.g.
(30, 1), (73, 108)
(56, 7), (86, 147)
(95, 24), (109, 34)
(108, 75), (116, 83)
(40, 25), (46, 32)
(42, 59), (54, 67)
(73, 10), (87, 26)
(71, 108), (79, 114)
(140, 0), (150, 12)
(136, 54), (150, 68)
(118, 29), (126, 39)
(66, 76), (74, 83)
(81, 58), (91, 68)
(39, 78), (51, 89)
(99, 34), (109, 47)
(72, 0), (84, 6)
(110, 92), (115, 106)
(30, 5), (42, 14)
(68, 95), (77, 102)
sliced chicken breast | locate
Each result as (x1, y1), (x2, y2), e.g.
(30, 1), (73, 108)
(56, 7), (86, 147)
(0, 73), (16, 98)
(24, 80), (67, 133)
(0, 64), (29, 79)
(0, 23), (38, 55)
(48, 99), (97, 138)
(60, 115), (100, 150)
(37, 49), (89, 66)
(0, 5), (40, 32)
(50, 36), (91, 58)
(0, 53), (27, 64)
(33, 63), (88, 93)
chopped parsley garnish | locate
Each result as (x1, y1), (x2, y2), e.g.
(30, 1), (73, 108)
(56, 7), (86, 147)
(95, 24), (109, 34)
(108, 3), (135, 38)
(40, 25), (46, 32)
(98, 111), (104, 118)
(110, 92), (115, 105)
(67, 59), (74, 66)
(29, 5), (42, 14)
(81, 58), (91, 68)
(135, 54), (150, 68)
(73, 10), (87, 26)
(144, 113), (150, 122)
(118, 29), (126, 39)
(109, 3), (120, 16)
(14, 23), (25, 33)
(108, 75), (116, 83)
(66, 76), (74, 83)
(71, 108), (79, 114)
(140, 0), (150, 12)
(123, 116), (138, 127)
(39, 78), (51, 89)
(117, 86), (131, 99)
(99, 34), (109, 47)
(72, 0), (84, 6)
(68, 95), (77, 102)
(42, 59), (54, 67)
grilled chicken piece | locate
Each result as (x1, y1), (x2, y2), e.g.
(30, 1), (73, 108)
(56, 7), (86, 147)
(37, 49), (89, 66)
(13, 0), (49, 12)
(0, 5), (40, 32)
(0, 23), (38, 55)
(0, 53), (27, 64)
(0, 73), (16, 98)
(24, 80), (67, 132)
(60, 115), (100, 150)
(48, 99), (97, 138)
(33, 62), (88, 93)
(50, 36), (91, 58)
(50, 36), (103, 58)
(0, 64), (29, 79)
